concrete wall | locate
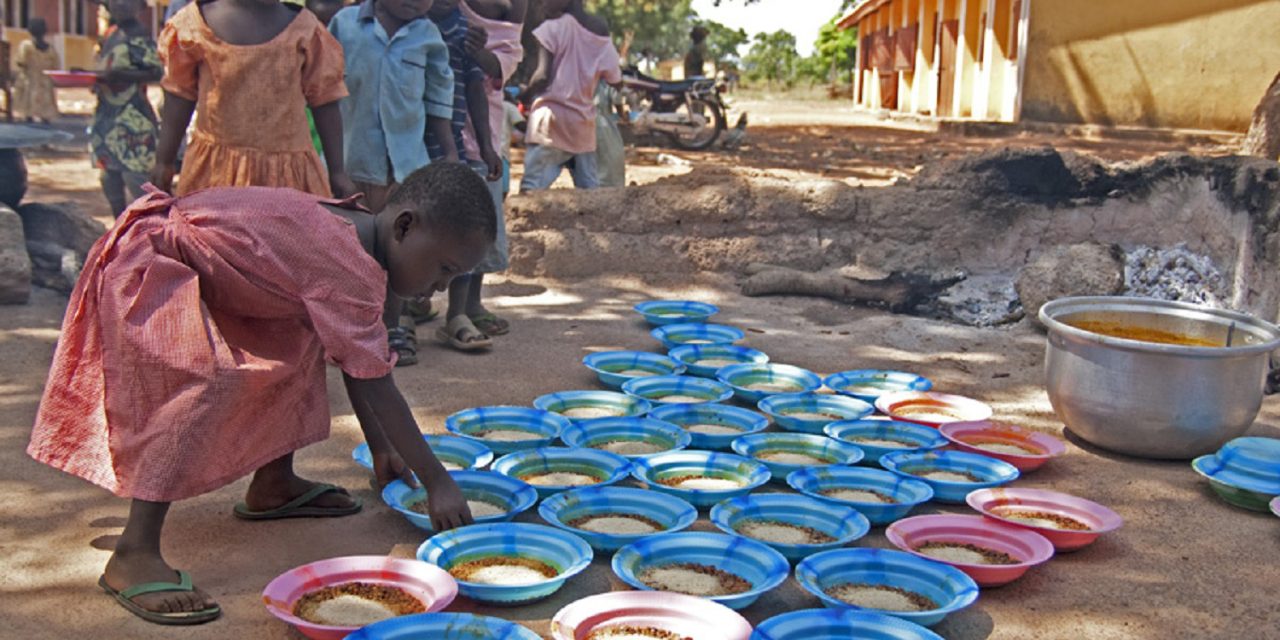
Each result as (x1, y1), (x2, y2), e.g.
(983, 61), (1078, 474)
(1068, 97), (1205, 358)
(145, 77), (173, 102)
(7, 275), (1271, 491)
(1021, 0), (1280, 132)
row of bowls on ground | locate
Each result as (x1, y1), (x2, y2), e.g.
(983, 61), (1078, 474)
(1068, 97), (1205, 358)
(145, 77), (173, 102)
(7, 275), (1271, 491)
(261, 300), (1126, 639)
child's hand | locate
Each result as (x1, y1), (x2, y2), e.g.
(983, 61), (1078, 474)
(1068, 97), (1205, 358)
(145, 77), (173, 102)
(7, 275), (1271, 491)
(465, 24), (488, 57)
(480, 146), (502, 182)
(329, 170), (358, 200)
(371, 450), (417, 489)
(424, 474), (474, 531)
(149, 163), (177, 193)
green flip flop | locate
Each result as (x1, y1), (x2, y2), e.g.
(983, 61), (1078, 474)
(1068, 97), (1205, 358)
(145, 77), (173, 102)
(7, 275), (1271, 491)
(233, 483), (362, 521)
(469, 312), (510, 336)
(98, 570), (222, 626)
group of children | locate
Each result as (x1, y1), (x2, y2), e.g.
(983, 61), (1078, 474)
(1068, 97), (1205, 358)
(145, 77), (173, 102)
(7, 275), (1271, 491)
(26, 0), (625, 628)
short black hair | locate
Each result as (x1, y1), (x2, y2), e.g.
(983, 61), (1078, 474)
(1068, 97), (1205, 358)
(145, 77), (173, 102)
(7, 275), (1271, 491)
(388, 162), (497, 243)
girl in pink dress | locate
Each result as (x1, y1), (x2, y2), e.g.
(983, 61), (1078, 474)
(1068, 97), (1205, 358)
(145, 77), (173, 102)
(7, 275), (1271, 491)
(28, 162), (494, 625)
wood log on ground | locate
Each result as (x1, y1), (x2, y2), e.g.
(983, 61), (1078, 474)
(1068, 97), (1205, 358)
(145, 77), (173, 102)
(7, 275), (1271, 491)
(740, 263), (963, 312)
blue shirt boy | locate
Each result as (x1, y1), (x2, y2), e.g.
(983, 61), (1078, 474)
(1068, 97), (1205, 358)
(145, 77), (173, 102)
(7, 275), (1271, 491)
(330, 0), (454, 185)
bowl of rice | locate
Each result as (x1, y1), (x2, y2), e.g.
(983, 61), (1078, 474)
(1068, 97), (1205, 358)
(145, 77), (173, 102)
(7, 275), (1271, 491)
(262, 556), (457, 640)
(648, 403), (771, 451)
(417, 522), (593, 605)
(716, 363), (823, 404)
(751, 608), (944, 640)
(786, 465), (934, 526)
(445, 407), (570, 455)
(539, 486), (699, 552)
(822, 370), (933, 404)
(381, 472), (537, 532)
(631, 450), (771, 509)
(794, 548), (978, 627)
(552, 591), (753, 640)
(346, 613), (541, 640)
(966, 487), (1123, 552)
(668, 344), (770, 379)
(353, 435), (494, 474)
(634, 300), (720, 326)
(534, 390), (653, 424)
(938, 420), (1067, 472)
(650, 323), (746, 350)
(584, 351), (687, 390)
(710, 493), (869, 562)
(612, 532), (789, 610)
(874, 392), (993, 428)
(757, 393), (874, 435)
(730, 432), (864, 482)
(491, 447), (633, 500)
(823, 420), (949, 467)
(621, 375), (735, 406)
(885, 514), (1055, 587)
(560, 417), (692, 458)
(880, 450), (1020, 503)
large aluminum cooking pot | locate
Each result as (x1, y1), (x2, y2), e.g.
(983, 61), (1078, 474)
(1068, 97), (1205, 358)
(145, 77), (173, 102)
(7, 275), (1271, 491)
(1040, 297), (1280, 459)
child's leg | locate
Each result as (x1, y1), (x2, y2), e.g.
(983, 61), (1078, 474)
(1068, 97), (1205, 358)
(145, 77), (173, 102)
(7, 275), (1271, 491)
(568, 151), (601, 189)
(101, 170), (128, 218)
(102, 499), (220, 619)
(242, 452), (359, 513)
(462, 164), (510, 336)
(519, 144), (573, 192)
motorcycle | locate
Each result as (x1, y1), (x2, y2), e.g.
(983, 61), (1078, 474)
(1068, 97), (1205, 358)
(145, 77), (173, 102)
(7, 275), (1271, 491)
(616, 67), (728, 151)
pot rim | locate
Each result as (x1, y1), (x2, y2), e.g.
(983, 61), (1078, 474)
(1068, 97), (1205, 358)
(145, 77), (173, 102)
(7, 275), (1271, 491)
(1040, 296), (1280, 357)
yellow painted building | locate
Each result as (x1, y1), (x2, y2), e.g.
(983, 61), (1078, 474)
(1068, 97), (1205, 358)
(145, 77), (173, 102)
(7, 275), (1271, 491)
(839, 0), (1280, 132)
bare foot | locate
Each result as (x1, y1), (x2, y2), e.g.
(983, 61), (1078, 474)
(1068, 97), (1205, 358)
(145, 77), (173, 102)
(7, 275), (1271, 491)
(103, 549), (217, 615)
(243, 474), (356, 512)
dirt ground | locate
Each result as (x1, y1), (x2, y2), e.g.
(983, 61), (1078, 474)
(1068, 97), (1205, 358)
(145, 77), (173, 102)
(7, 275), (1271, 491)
(2, 274), (1279, 640)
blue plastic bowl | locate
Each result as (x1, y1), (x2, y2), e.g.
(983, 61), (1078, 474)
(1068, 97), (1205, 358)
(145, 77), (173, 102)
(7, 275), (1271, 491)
(445, 407), (569, 455)
(669, 344), (771, 378)
(583, 351), (687, 390)
(822, 370), (933, 404)
(710, 493), (870, 562)
(560, 417), (692, 459)
(491, 447), (633, 500)
(622, 375), (735, 406)
(417, 522), (593, 606)
(1192, 437), (1280, 511)
(794, 548), (979, 627)
(751, 609), (945, 640)
(730, 433), (865, 482)
(651, 323), (746, 350)
(346, 612), (542, 640)
(824, 420), (949, 466)
(635, 300), (720, 326)
(381, 471), (538, 532)
(353, 435), (494, 473)
(538, 486), (699, 552)
(881, 450), (1020, 503)
(612, 532), (790, 610)
(533, 390), (652, 424)
(716, 363), (824, 404)
(787, 466), (935, 525)
(631, 450), (771, 509)
(758, 393), (875, 435)
(648, 403), (771, 451)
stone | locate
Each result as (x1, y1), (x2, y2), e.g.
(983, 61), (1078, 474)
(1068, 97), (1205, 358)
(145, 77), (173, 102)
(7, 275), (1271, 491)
(17, 201), (106, 259)
(1016, 243), (1125, 325)
(0, 204), (32, 304)
(25, 240), (81, 293)
(0, 149), (27, 209)
(932, 274), (1024, 327)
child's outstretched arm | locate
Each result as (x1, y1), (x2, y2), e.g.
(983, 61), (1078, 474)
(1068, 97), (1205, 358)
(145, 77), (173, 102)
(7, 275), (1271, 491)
(151, 91), (195, 193)
(519, 41), (554, 105)
(343, 373), (474, 531)
(465, 77), (502, 181)
(312, 101), (357, 198)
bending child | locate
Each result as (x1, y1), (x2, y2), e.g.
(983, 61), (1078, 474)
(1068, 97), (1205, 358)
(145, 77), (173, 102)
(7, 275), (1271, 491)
(29, 163), (492, 625)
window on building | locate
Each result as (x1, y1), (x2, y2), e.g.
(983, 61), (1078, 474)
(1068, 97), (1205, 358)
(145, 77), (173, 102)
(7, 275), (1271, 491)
(3, 0), (31, 29)
(63, 0), (89, 35)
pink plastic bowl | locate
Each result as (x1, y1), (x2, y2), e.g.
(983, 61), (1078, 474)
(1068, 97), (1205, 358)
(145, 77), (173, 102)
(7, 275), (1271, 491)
(967, 488), (1124, 552)
(885, 514), (1054, 587)
(1272, 496), (1280, 519)
(551, 591), (753, 640)
(875, 392), (993, 428)
(262, 555), (458, 640)
(939, 421), (1067, 472)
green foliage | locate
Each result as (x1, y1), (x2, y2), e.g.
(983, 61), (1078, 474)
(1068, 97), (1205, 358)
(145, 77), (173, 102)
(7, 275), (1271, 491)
(802, 18), (859, 84)
(743, 30), (799, 87)
(702, 20), (749, 66)
(589, 0), (696, 60)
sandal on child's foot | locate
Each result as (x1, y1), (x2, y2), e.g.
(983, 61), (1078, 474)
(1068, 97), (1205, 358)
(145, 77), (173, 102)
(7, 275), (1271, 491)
(435, 315), (493, 351)
(99, 571), (222, 626)
(404, 297), (439, 325)
(469, 312), (510, 336)
(388, 326), (418, 366)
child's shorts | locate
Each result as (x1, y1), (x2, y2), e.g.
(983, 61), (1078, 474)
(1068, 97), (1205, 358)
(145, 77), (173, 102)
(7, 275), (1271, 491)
(520, 144), (600, 191)
(470, 161), (508, 274)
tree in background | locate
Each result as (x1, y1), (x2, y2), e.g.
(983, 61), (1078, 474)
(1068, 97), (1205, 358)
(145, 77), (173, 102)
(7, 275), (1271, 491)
(743, 30), (799, 88)
(702, 20), (749, 69)
(589, 0), (696, 61)
(802, 18), (859, 85)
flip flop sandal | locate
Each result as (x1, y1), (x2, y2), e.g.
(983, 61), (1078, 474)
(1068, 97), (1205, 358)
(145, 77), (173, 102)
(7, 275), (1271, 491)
(98, 570), (222, 626)
(469, 312), (510, 336)
(404, 298), (440, 325)
(388, 326), (419, 367)
(232, 483), (362, 520)
(435, 315), (493, 351)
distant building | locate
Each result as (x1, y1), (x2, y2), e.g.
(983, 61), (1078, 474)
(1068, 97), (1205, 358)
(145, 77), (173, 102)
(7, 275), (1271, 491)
(3, 0), (168, 70)
(838, 0), (1280, 132)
